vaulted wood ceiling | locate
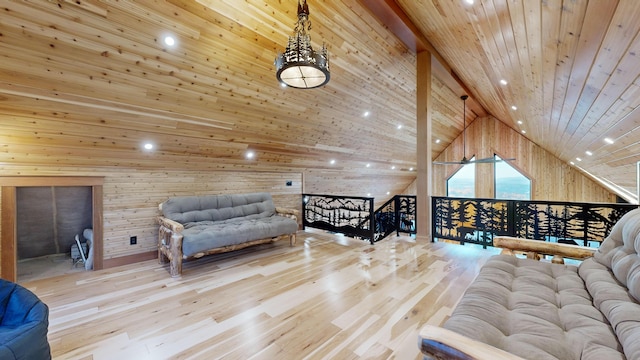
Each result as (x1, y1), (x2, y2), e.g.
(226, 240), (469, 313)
(396, 0), (640, 200)
(0, 0), (638, 201)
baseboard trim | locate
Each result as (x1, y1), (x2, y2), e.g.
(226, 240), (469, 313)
(103, 250), (157, 269)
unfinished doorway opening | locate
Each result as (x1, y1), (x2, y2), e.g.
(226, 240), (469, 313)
(1, 177), (103, 282)
(17, 186), (93, 282)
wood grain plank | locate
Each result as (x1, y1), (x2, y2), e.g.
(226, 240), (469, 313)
(23, 231), (498, 359)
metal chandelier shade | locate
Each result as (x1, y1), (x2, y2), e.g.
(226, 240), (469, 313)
(275, 0), (330, 89)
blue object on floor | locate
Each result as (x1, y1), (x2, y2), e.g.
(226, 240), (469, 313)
(0, 279), (51, 360)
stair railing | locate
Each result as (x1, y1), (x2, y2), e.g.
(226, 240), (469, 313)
(302, 194), (416, 244)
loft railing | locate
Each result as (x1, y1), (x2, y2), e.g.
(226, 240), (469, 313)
(371, 195), (416, 242)
(302, 194), (416, 244)
(432, 196), (637, 249)
(302, 194), (375, 242)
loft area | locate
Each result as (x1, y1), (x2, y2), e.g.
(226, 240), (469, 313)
(3, 1), (640, 359)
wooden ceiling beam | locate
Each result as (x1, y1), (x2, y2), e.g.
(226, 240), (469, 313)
(358, 0), (488, 117)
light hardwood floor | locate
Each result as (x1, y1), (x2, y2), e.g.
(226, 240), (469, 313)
(23, 230), (499, 360)
(18, 254), (88, 283)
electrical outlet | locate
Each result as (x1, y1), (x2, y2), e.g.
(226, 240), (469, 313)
(130, 236), (137, 245)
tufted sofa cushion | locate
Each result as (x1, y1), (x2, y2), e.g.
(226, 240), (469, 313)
(443, 255), (624, 360)
(161, 192), (298, 258)
(181, 216), (299, 257)
(439, 208), (640, 360)
(585, 207), (640, 360)
(593, 207), (640, 301)
(162, 192), (276, 224)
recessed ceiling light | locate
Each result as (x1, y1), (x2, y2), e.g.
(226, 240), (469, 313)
(570, 161), (575, 165)
(245, 151), (254, 159)
(330, 159), (336, 165)
(397, 124), (403, 130)
(435, 139), (441, 144)
(517, 120), (523, 125)
(391, 165), (396, 170)
(521, 130), (526, 134)
(511, 105), (518, 111)
(604, 138), (615, 144)
(585, 150), (593, 156)
(143, 143), (153, 150)
(163, 35), (176, 47)
(464, 0), (474, 4)
(363, 111), (370, 117)
(386, 191), (390, 195)
(367, 193), (371, 197)
(409, 167), (414, 171)
(366, 163), (371, 168)
(500, 79), (508, 85)
(576, 157), (582, 162)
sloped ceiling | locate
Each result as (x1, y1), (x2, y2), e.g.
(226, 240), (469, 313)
(0, 0), (639, 201)
(393, 0), (640, 201)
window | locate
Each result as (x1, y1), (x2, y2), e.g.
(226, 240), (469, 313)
(494, 155), (530, 200)
(447, 160), (475, 198)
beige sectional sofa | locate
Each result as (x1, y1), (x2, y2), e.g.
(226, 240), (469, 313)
(420, 207), (640, 360)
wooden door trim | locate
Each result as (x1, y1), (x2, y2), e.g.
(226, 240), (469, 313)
(0, 176), (104, 186)
(1, 187), (17, 281)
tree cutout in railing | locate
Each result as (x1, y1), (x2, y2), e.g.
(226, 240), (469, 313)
(397, 196), (416, 233)
(303, 194), (416, 244)
(514, 202), (634, 246)
(432, 197), (636, 249)
(304, 196), (371, 228)
(303, 194), (374, 241)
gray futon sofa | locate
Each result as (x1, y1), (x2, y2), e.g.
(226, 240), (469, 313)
(420, 207), (640, 360)
(157, 192), (298, 277)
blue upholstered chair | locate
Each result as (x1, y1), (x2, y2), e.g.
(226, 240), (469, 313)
(0, 279), (51, 360)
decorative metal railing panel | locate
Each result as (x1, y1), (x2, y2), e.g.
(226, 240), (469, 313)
(432, 197), (637, 248)
(302, 194), (375, 241)
(397, 195), (417, 234)
(373, 195), (416, 242)
(302, 194), (416, 244)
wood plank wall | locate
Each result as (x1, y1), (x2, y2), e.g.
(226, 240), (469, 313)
(0, 116), (618, 271)
(0, 166), (301, 266)
(428, 116), (616, 202)
(304, 169), (415, 208)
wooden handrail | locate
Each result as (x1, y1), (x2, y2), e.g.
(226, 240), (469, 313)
(493, 236), (596, 263)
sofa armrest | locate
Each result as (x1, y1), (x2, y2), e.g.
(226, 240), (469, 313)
(419, 325), (526, 360)
(157, 216), (184, 232)
(493, 236), (596, 263)
(276, 207), (299, 220)
(157, 216), (184, 277)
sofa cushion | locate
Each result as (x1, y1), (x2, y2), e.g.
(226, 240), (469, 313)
(162, 192), (276, 224)
(585, 207), (640, 360)
(593, 207), (640, 302)
(444, 255), (624, 360)
(181, 215), (298, 257)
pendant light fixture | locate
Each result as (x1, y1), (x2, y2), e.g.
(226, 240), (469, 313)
(275, 0), (330, 89)
(434, 95), (515, 165)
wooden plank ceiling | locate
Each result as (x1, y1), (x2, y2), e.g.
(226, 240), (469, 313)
(395, 0), (640, 199)
(0, 0), (638, 200)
